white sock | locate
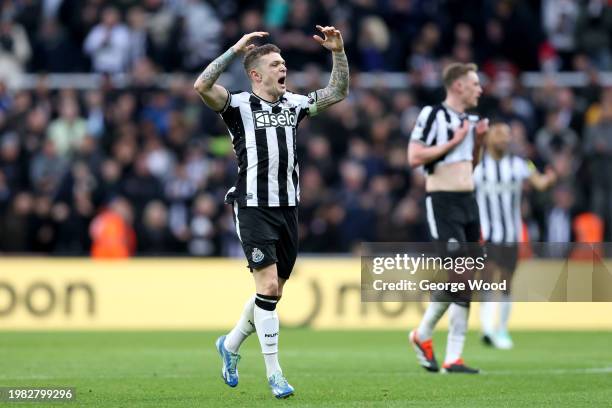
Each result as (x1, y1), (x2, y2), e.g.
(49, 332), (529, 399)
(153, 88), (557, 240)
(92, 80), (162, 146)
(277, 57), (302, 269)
(224, 295), (256, 353)
(417, 301), (450, 340)
(479, 298), (496, 336)
(263, 353), (281, 378)
(254, 304), (282, 377)
(445, 303), (469, 365)
(499, 293), (512, 332)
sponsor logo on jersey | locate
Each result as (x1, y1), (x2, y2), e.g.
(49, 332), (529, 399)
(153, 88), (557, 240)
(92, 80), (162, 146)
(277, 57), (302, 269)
(253, 110), (297, 129)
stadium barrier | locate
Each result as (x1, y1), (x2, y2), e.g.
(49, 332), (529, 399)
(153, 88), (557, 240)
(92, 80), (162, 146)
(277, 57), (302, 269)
(1, 258), (611, 330)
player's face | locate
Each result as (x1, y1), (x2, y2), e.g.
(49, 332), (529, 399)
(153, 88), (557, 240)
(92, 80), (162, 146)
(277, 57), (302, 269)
(257, 52), (287, 98)
(488, 124), (511, 153)
(459, 71), (482, 109)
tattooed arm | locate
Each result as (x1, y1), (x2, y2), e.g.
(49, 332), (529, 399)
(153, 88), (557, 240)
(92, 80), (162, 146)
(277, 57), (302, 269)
(194, 31), (268, 111)
(309, 25), (349, 115)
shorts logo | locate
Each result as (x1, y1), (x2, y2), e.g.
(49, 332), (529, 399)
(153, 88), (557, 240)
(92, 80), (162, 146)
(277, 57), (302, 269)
(447, 237), (460, 252)
(252, 248), (264, 263)
(253, 109), (297, 129)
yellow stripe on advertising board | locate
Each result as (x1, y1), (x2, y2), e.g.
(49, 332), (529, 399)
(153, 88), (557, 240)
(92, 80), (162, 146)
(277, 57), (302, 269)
(0, 258), (611, 330)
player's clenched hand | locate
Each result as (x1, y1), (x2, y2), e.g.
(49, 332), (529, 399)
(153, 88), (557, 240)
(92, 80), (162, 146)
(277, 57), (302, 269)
(313, 25), (344, 52)
(544, 166), (557, 185)
(475, 118), (489, 136)
(231, 32), (269, 54)
(451, 119), (470, 145)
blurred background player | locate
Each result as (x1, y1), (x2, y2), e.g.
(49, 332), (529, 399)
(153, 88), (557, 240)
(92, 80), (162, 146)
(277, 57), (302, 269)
(193, 26), (349, 398)
(474, 122), (557, 349)
(407, 63), (488, 374)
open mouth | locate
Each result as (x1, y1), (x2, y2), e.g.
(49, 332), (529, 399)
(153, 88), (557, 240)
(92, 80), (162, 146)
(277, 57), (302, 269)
(278, 76), (286, 86)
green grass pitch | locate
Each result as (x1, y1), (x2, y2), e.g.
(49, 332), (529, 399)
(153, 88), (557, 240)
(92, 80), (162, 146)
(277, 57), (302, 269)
(1, 330), (611, 407)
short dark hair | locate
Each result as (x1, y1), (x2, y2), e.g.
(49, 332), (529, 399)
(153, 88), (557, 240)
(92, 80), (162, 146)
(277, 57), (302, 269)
(243, 44), (281, 74)
(442, 62), (478, 89)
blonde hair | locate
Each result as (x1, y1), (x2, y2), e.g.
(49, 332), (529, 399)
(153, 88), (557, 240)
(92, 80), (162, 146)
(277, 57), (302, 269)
(442, 62), (478, 89)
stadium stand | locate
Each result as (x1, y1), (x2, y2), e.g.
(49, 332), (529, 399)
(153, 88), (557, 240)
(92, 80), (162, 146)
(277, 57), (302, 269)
(0, 0), (611, 256)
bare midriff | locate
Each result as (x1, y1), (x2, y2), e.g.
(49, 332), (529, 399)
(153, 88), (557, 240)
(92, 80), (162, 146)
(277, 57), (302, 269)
(425, 161), (474, 192)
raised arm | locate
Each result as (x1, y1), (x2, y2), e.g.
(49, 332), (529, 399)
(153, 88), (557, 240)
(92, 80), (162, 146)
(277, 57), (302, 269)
(529, 166), (557, 191)
(308, 25), (349, 115)
(472, 118), (489, 168)
(194, 31), (268, 111)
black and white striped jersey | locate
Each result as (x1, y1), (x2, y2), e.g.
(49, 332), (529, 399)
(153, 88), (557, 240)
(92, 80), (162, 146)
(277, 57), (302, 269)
(473, 152), (534, 244)
(410, 104), (478, 174)
(219, 90), (316, 207)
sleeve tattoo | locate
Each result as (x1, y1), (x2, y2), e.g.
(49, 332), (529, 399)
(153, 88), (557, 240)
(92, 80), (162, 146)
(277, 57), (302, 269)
(194, 48), (237, 91)
(310, 50), (349, 114)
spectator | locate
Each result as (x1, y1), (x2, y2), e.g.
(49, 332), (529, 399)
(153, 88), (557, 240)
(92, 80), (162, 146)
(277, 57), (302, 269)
(0, 191), (33, 252)
(188, 193), (219, 256)
(32, 18), (81, 72)
(276, 0), (322, 70)
(575, 0), (612, 70)
(0, 17), (31, 88)
(22, 106), (49, 156)
(47, 97), (87, 158)
(90, 196), (136, 258)
(137, 200), (179, 255)
(121, 153), (163, 219)
(546, 184), (575, 256)
(29, 138), (67, 194)
(30, 194), (56, 252)
(175, 0), (222, 71)
(556, 87), (584, 135)
(542, 0), (579, 68)
(357, 16), (391, 71)
(145, 0), (182, 71)
(51, 200), (88, 255)
(0, 132), (28, 192)
(125, 6), (150, 70)
(165, 162), (197, 244)
(83, 6), (130, 73)
(534, 109), (579, 164)
(84, 90), (105, 138)
(98, 158), (122, 203)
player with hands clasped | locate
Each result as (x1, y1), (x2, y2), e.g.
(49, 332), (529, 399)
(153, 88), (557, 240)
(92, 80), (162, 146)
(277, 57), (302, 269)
(194, 25), (349, 398)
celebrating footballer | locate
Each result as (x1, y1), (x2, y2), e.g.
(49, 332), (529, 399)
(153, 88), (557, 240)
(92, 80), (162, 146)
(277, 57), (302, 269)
(194, 25), (349, 398)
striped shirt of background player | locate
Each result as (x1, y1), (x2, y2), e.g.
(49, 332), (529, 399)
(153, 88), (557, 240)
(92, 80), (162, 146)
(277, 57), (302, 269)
(473, 152), (533, 244)
(219, 90), (312, 207)
(410, 104), (477, 173)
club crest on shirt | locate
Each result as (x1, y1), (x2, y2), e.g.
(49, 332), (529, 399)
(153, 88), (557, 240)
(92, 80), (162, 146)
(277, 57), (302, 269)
(281, 99), (296, 109)
(252, 248), (265, 263)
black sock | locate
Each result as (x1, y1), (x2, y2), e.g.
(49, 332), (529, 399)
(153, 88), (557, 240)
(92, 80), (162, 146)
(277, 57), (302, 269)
(255, 293), (280, 311)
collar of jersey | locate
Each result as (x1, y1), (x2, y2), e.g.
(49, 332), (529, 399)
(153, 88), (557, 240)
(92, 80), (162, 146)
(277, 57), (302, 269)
(251, 92), (285, 106)
(442, 102), (467, 118)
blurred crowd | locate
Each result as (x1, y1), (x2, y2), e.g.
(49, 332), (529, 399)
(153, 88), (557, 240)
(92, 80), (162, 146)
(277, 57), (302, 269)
(0, 0), (610, 80)
(0, 0), (612, 256)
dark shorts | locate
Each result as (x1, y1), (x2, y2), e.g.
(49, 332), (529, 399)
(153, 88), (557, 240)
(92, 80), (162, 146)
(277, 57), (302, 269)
(231, 203), (298, 280)
(425, 191), (481, 244)
(485, 242), (519, 273)
(425, 191), (483, 305)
